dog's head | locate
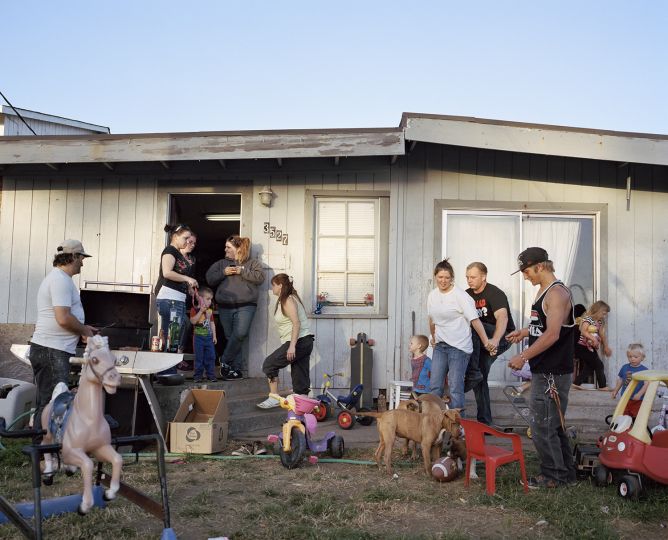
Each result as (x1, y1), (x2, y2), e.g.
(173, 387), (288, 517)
(440, 408), (463, 439)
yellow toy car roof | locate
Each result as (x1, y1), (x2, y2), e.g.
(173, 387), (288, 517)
(631, 369), (668, 382)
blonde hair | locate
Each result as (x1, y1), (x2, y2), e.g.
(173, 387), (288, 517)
(586, 301), (610, 318)
(412, 335), (429, 353)
(627, 343), (645, 357)
(227, 235), (250, 263)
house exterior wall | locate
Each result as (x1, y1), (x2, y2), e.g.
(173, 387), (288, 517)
(0, 114), (107, 136)
(1, 146), (666, 391)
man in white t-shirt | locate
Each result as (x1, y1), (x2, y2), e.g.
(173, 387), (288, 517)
(29, 239), (97, 442)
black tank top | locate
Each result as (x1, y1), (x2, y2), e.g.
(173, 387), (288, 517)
(528, 280), (575, 375)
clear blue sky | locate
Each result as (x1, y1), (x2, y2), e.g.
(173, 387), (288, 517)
(4, 1), (667, 134)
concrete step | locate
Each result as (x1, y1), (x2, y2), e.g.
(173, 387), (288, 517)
(229, 408), (286, 436)
(227, 392), (284, 416)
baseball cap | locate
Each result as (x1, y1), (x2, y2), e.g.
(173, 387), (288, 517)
(56, 239), (92, 258)
(511, 247), (548, 275)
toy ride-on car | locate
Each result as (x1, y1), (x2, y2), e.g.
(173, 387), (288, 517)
(594, 370), (668, 499)
(267, 393), (345, 469)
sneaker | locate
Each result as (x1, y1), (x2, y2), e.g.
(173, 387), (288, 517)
(524, 474), (561, 489)
(193, 377), (203, 383)
(257, 397), (280, 409)
(208, 377), (218, 383)
(231, 444), (253, 456)
(225, 369), (243, 380)
(219, 363), (231, 379)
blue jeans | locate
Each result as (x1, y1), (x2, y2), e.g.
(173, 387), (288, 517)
(468, 321), (512, 424)
(28, 342), (72, 444)
(529, 372), (576, 484)
(156, 298), (186, 374)
(429, 342), (470, 410)
(193, 334), (216, 379)
(218, 305), (256, 372)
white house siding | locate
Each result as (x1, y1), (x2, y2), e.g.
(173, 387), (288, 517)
(1, 148), (666, 394)
(401, 144), (668, 383)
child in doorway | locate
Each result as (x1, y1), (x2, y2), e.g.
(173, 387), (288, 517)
(190, 287), (218, 383)
(611, 343), (649, 418)
(409, 335), (431, 394)
(573, 301), (612, 390)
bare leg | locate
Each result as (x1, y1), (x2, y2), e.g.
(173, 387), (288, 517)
(268, 377), (278, 395)
(93, 444), (123, 500)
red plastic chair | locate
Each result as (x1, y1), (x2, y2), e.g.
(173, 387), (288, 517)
(460, 419), (529, 495)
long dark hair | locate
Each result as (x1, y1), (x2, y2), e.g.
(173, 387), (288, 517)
(272, 273), (305, 315)
(164, 223), (191, 241)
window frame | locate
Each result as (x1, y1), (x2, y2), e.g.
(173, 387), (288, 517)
(305, 190), (389, 319)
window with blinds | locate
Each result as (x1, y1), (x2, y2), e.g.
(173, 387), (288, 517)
(315, 198), (378, 310)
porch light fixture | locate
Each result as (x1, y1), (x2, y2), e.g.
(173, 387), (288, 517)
(204, 214), (241, 222)
(258, 186), (274, 207)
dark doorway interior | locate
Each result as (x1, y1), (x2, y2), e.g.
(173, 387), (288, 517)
(169, 193), (241, 356)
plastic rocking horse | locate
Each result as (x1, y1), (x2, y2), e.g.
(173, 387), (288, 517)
(41, 335), (123, 515)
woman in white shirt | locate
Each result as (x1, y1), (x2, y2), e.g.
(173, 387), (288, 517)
(427, 259), (492, 409)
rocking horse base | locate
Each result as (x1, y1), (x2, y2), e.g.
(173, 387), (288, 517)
(0, 486), (106, 524)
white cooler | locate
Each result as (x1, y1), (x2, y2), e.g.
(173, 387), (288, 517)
(0, 377), (36, 429)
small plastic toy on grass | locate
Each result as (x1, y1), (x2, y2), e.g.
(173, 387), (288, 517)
(267, 393), (344, 469)
(594, 370), (668, 500)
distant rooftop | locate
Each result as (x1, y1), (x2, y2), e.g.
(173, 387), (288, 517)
(0, 106), (110, 136)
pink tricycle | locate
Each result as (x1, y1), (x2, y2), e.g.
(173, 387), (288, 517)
(267, 394), (344, 469)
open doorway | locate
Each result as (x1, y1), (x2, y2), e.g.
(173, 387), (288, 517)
(169, 193), (242, 356)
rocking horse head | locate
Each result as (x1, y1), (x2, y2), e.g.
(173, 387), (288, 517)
(81, 335), (121, 394)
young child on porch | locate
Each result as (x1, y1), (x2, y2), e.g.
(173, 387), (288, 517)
(573, 301), (612, 390)
(409, 335), (431, 395)
(612, 343), (649, 418)
(190, 287), (218, 383)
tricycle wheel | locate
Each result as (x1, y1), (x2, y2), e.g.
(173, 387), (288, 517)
(594, 465), (612, 487)
(356, 407), (374, 426)
(328, 435), (345, 458)
(313, 401), (331, 422)
(337, 410), (354, 430)
(618, 475), (640, 500)
(279, 427), (306, 469)
(526, 427), (532, 439)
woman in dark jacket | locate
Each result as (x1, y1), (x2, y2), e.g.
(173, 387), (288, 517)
(206, 235), (265, 380)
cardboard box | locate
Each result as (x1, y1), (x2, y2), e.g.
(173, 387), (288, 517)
(168, 389), (229, 454)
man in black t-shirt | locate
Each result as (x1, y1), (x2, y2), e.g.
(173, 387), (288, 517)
(465, 262), (515, 425)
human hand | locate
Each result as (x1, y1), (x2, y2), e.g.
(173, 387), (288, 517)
(430, 336), (436, 347)
(213, 336), (218, 345)
(83, 325), (98, 338)
(224, 266), (236, 276)
(287, 345), (296, 362)
(505, 330), (523, 344)
(611, 390), (616, 399)
(604, 346), (612, 357)
(507, 354), (525, 371)
(187, 277), (199, 288)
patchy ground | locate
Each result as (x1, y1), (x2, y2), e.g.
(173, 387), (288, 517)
(1, 442), (667, 539)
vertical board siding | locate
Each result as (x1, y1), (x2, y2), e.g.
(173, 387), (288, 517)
(25, 179), (50, 321)
(0, 178), (17, 322)
(8, 181), (33, 321)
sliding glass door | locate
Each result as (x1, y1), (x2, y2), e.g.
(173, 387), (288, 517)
(442, 210), (596, 383)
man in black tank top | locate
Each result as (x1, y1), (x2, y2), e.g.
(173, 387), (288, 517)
(506, 248), (577, 488)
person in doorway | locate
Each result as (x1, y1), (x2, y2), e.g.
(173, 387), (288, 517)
(507, 247), (577, 488)
(155, 224), (198, 371)
(572, 300), (612, 390)
(206, 235), (265, 380)
(29, 240), (98, 443)
(465, 262), (515, 425)
(257, 274), (314, 409)
(190, 286), (218, 383)
(178, 232), (198, 366)
(427, 259), (494, 410)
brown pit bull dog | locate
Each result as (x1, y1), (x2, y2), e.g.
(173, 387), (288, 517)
(358, 407), (462, 475)
(399, 394), (451, 459)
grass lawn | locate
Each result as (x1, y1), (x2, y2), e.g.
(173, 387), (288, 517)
(0, 438), (667, 539)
